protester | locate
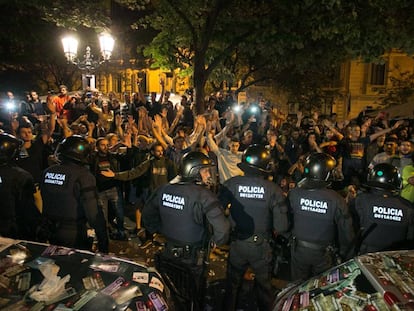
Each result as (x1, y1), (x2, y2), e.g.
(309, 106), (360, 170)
(1, 85), (413, 309)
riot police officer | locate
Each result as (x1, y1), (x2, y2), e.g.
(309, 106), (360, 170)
(219, 144), (288, 311)
(142, 151), (230, 309)
(355, 163), (414, 254)
(0, 133), (39, 239)
(40, 135), (108, 252)
(289, 152), (354, 281)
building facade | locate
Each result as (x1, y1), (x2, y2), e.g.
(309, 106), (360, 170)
(332, 50), (414, 120)
(87, 50), (414, 121)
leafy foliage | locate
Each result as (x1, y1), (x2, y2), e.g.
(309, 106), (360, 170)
(2, 0), (414, 110)
(114, 0), (414, 112)
(0, 0), (115, 92)
(40, 0), (111, 30)
(117, 0), (291, 112)
(0, 1), (81, 91)
(378, 65), (414, 107)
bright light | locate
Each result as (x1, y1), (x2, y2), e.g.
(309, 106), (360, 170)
(149, 93), (181, 106)
(5, 102), (15, 111)
(61, 33), (114, 72)
(99, 33), (114, 60)
(232, 105), (241, 113)
(61, 36), (78, 62)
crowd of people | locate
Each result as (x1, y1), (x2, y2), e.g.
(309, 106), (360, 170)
(1, 78), (414, 310)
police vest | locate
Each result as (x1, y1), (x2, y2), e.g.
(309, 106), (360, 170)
(290, 187), (336, 244)
(158, 184), (205, 245)
(357, 193), (410, 250)
(41, 163), (88, 223)
(224, 176), (274, 238)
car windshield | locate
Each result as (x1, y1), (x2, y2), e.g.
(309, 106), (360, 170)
(274, 250), (414, 310)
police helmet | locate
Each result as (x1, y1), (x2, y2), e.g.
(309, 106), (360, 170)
(56, 135), (91, 164)
(367, 163), (402, 191)
(0, 133), (20, 164)
(237, 144), (271, 174)
(304, 152), (336, 182)
(180, 151), (214, 182)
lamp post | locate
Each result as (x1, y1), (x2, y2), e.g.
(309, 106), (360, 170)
(62, 33), (114, 89)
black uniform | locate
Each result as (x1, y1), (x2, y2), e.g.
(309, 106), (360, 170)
(41, 161), (108, 252)
(219, 175), (288, 311)
(0, 164), (39, 239)
(356, 190), (414, 254)
(289, 186), (354, 281)
(143, 180), (230, 307)
(143, 181), (229, 251)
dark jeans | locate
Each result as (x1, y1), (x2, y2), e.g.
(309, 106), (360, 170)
(97, 186), (124, 233)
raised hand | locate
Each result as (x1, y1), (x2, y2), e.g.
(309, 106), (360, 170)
(153, 114), (162, 128)
(46, 96), (56, 115)
(392, 119), (404, 130)
(101, 169), (115, 178)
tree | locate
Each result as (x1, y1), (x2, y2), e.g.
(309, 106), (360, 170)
(377, 64), (414, 107)
(121, 0), (282, 114)
(0, 0), (103, 92)
(3, 0), (414, 111)
(116, 0), (414, 113)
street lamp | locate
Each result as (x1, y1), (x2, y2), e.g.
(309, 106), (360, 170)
(62, 33), (114, 72)
(62, 33), (114, 89)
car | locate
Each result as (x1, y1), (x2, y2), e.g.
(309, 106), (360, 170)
(0, 237), (172, 310)
(273, 250), (414, 310)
